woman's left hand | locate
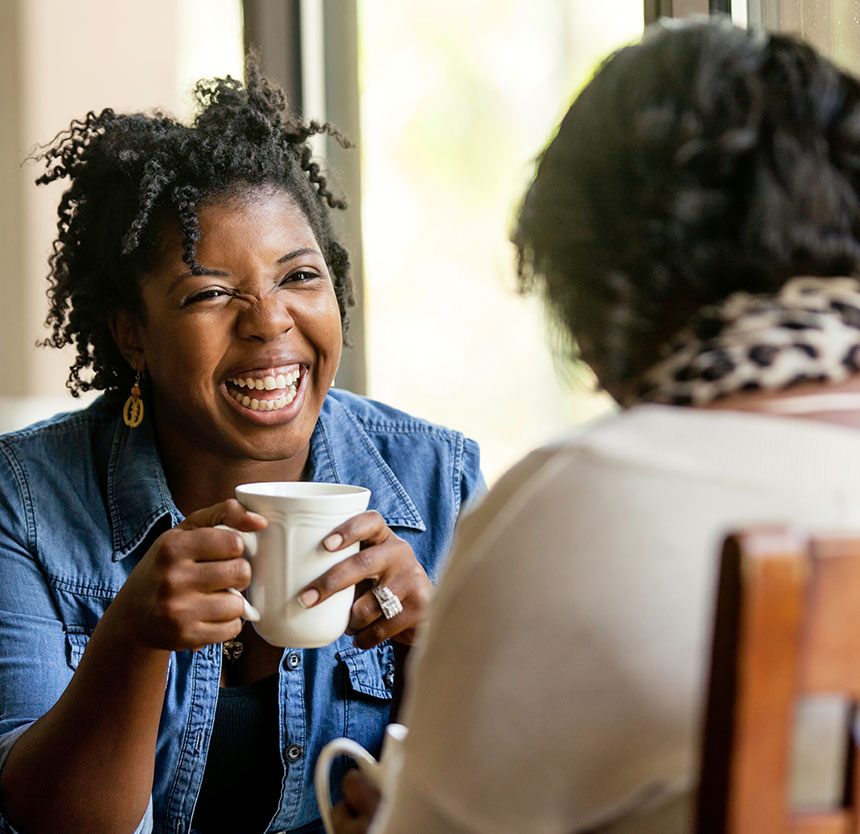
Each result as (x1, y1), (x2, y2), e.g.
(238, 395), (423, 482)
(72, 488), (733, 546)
(297, 511), (432, 648)
(330, 769), (381, 834)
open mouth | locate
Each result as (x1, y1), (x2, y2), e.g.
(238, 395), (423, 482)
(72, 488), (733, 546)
(225, 368), (302, 412)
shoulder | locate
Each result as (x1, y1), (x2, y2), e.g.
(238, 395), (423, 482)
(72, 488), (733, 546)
(559, 402), (860, 494)
(318, 391), (484, 560)
(443, 410), (685, 584)
(0, 398), (112, 462)
(448, 442), (572, 570)
(0, 398), (114, 501)
(0, 399), (113, 549)
(325, 388), (472, 441)
(323, 389), (481, 479)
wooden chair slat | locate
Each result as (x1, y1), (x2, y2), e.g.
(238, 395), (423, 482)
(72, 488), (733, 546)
(697, 528), (860, 834)
(788, 811), (851, 834)
(801, 542), (860, 695)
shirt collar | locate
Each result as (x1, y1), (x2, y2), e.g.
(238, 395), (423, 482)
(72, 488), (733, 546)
(106, 392), (426, 561)
(307, 394), (426, 532)
(104, 406), (179, 562)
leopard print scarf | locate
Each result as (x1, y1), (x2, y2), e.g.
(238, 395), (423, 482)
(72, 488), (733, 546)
(635, 276), (860, 407)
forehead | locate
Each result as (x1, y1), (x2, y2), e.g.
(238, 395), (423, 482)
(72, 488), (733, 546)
(144, 186), (323, 278)
(195, 187), (319, 250)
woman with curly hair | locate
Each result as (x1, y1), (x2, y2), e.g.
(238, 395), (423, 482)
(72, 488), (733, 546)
(0, 60), (482, 834)
(330, 18), (860, 834)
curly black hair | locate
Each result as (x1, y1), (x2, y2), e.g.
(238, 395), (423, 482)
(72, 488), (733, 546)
(35, 55), (354, 400)
(514, 18), (860, 402)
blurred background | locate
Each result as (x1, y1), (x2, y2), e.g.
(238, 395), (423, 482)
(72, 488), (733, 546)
(1, 0), (856, 484)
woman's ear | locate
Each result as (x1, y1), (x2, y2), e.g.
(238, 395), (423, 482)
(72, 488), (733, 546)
(109, 310), (146, 372)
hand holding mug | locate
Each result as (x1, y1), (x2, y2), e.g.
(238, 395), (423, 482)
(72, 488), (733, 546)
(329, 770), (381, 834)
(297, 511), (433, 649)
(315, 723), (407, 834)
(220, 482), (372, 648)
(112, 499), (266, 652)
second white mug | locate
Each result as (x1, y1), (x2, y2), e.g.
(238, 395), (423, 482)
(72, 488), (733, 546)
(314, 723), (408, 834)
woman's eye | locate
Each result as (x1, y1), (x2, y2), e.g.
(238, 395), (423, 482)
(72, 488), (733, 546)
(184, 288), (230, 305)
(281, 270), (318, 285)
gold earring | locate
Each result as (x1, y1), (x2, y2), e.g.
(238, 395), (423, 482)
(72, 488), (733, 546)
(123, 372), (144, 428)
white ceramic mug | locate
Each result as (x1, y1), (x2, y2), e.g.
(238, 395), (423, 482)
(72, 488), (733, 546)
(218, 481), (371, 648)
(315, 723), (408, 834)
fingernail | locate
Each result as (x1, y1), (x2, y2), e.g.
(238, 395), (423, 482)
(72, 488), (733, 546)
(247, 511), (266, 524)
(298, 588), (320, 608)
(323, 533), (343, 551)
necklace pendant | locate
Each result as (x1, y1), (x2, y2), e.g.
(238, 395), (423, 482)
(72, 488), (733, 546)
(222, 639), (244, 662)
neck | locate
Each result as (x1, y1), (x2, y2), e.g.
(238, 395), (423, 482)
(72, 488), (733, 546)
(154, 430), (311, 517)
(702, 376), (860, 430)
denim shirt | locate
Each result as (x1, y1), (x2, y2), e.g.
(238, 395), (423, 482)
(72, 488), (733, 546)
(0, 389), (483, 834)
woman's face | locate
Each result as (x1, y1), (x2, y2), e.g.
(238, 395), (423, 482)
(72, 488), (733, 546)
(119, 186), (343, 466)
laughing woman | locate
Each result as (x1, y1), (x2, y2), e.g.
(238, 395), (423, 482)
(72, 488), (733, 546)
(0, 63), (482, 834)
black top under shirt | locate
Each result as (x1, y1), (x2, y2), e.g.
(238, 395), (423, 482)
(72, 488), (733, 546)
(191, 673), (283, 834)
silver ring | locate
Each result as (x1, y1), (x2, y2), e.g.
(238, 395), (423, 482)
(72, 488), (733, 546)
(371, 584), (403, 620)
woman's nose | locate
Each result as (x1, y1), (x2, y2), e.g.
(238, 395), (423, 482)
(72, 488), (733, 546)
(236, 295), (294, 342)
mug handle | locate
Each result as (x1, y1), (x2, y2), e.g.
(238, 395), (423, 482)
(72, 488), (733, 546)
(214, 525), (261, 622)
(315, 737), (381, 834)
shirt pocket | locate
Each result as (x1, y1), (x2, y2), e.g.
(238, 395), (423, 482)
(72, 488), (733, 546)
(336, 643), (396, 701)
(335, 643), (396, 756)
(64, 625), (93, 670)
(63, 623), (175, 681)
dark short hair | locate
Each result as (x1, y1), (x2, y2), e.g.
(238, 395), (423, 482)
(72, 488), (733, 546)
(35, 55), (353, 399)
(514, 18), (860, 399)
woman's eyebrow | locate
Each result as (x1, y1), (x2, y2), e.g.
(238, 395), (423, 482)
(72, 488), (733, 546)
(169, 248), (320, 290)
(277, 247), (319, 263)
(178, 267), (229, 278)
(170, 267), (229, 291)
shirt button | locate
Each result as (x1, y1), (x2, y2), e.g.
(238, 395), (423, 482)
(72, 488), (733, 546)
(286, 652), (301, 670)
(384, 667), (395, 689)
(286, 743), (303, 762)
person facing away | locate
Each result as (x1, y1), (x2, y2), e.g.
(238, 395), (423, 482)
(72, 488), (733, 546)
(0, 58), (483, 834)
(330, 17), (860, 834)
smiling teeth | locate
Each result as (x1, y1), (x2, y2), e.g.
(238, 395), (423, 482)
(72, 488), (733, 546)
(230, 388), (297, 411)
(226, 369), (301, 412)
(229, 370), (300, 390)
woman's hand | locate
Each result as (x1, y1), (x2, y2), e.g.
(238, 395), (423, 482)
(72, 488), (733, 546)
(330, 769), (382, 834)
(111, 499), (267, 652)
(298, 511), (432, 648)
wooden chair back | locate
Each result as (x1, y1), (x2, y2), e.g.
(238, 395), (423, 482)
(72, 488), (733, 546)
(697, 527), (860, 834)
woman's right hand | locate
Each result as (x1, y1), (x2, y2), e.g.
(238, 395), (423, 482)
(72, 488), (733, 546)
(111, 498), (267, 652)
